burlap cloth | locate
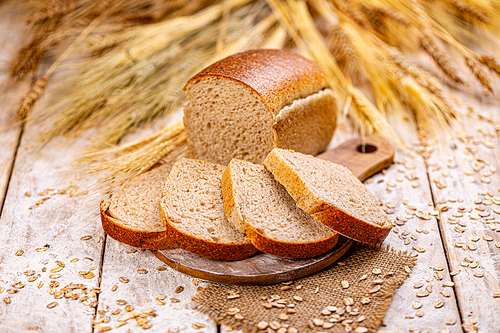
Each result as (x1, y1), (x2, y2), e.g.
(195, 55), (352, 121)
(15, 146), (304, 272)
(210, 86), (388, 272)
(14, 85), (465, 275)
(192, 245), (417, 333)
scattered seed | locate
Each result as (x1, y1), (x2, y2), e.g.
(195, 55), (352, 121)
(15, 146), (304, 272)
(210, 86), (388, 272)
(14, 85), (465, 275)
(483, 236), (494, 241)
(416, 291), (429, 297)
(413, 301), (422, 309)
(415, 310), (424, 317)
(446, 318), (456, 325)
(4, 297), (11, 304)
(80, 236), (92, 241)
(175, 286), (184, 293)
(137, 269), (148, 274)
(369, 286), (381, 293)
(47, 302), (58, 309)
(119, 277), (129, 284)
(372, 268), (382, 275)
(443, 281), (454, 287)
(15, 250), (24, 256)
(473, 272), (484, 278)
(360, 297), (371, 304)
(270, 321), (281, 330)
(277, 314), (288, 320)
(354, 327), (368, 333)
(116, 300), (127, 305)
(341, 280), (349, 289)
(434, 301), (444, 308)
(111, 285), (117, 292)
(493, 293), (500, 298)
(293, 296), (303, 302)
(312, 318), (324, 326)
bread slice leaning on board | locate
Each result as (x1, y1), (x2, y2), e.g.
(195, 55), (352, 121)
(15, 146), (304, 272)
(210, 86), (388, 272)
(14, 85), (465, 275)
(221, 158), (339, 258)
(264, 149), (392, 244)
(159, 158), (258, 261)
(183, 49), (337, 165)
(100, 163), (176, 250)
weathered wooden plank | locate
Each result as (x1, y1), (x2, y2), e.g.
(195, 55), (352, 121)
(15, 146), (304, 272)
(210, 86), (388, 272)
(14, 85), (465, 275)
(94, 238), (217, 332)
(342, 115), (463, 333)
(424, 99), (500, 332)
(0, 75), (105, 331)
(0, 10), (26, 211)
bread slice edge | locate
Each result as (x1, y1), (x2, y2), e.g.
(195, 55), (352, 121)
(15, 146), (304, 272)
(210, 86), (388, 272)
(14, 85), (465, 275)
(264, 149), (392, 244)
(221, 159), (339, 258)
(100, 200), (176, 250)
(159, 199), (259, 261)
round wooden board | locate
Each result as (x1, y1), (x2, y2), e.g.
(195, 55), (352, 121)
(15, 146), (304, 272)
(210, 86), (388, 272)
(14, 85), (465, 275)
(152, 236), (353, 285)
(152, 137), (393, 285)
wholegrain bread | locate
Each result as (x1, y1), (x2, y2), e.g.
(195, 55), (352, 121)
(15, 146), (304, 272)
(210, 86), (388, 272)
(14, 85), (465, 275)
(159, 158), (258, 260)
(183, 49), (337, 165)
(222, 159), (339, 258)
(264, 149), (392, 244)
(100, 164), (176, 250)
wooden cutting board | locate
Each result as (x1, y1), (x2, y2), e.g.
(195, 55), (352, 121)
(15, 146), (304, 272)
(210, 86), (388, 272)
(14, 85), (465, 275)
(152, 137), (394, 285)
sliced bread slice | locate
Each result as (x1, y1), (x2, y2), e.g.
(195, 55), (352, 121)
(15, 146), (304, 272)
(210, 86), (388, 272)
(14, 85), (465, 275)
(159, 158), (258, 260)
(264, 149), (392, 244)
(221, 159), (339, 258)
(100, 163), (176, 250)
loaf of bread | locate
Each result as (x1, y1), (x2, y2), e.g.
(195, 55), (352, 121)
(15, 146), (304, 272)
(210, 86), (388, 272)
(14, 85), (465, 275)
(183, 49), (337, 165)
(100, 164), (176, 250)
(222, 158), (339, 258)
(159, 158), (258, 260)
(264, 149), (392, 244)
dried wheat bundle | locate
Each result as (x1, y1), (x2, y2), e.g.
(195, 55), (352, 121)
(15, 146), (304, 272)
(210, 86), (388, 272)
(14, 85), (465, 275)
(8, 0), (500, 190)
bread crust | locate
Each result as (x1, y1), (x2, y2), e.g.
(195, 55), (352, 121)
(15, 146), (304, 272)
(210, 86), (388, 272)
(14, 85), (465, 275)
(184, 50), (336, 163)
(264, 150), (392, 244)
(222, 159), (339, 258)
(101, 200), (176, 250)
(184, 49), (329, 115)
(159, 201), (259, 261)
(245, 224), (339, 259)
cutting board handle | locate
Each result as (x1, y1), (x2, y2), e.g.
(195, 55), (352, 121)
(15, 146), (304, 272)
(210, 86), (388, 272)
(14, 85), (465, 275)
(317, 137), (394, 182)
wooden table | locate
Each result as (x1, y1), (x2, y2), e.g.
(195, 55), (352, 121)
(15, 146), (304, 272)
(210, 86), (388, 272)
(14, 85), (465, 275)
(1, 13), (499, 333)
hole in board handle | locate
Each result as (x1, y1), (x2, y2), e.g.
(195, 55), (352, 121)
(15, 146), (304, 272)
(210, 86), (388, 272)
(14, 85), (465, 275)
(356, 144), (377, 154)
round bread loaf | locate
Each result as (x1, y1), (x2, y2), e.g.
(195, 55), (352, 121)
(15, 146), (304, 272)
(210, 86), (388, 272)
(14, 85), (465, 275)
(264, 149), (392, 244)
(183, 49), (337, 165)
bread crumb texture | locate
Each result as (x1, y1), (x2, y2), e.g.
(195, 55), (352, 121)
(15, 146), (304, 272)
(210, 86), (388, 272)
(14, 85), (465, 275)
(222, 158), (338, 258)
(160, 158), (257, 260)
(264, 149), (392, 244)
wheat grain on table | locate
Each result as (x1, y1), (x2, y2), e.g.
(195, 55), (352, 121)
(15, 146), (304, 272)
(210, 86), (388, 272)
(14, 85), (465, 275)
(0, 13), (499, 333)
